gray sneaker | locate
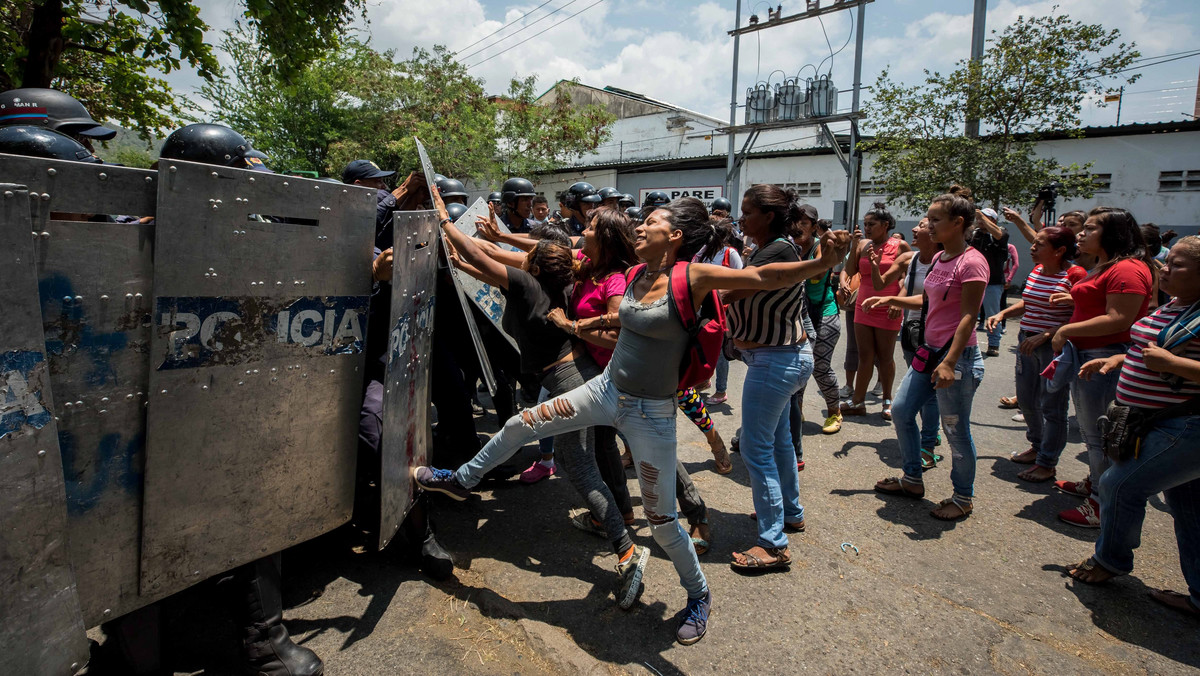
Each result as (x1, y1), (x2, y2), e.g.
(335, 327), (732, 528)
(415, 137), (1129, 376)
(615, 544), (648, 610)
(412, 466), (471, 501)
(570, 511), (607, 538)
(676, 590), (712, 645)
(871, 382), (883, 397)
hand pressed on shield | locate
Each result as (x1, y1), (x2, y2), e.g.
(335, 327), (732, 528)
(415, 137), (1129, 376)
(372, 248), (394, 282)
(475, 204), (503, 241)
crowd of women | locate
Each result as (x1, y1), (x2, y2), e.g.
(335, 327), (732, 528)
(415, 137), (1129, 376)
(411, 180), (1200, 644)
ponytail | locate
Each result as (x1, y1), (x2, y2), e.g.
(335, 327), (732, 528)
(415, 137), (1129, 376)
(657, 197), (721, 262)
(930, 185), (975, 239)
(864, 200), (896, 230)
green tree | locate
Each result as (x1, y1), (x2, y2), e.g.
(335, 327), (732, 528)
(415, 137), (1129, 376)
(1, 0), (365, 140)
(861, 10), (1140, 211)
(201, 29), (615, 183)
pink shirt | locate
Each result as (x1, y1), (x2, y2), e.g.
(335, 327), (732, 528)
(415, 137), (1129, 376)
(922, 248), (989, 348)
(855, 238), (904, 330)
(571, 271), (626, 367)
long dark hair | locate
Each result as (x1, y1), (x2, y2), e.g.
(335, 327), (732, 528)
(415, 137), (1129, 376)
(1086, 207), (1157, 285)
(580, 208), (637, 280)
(656, 197), (721, 262)
(743, 184), (806, 238)
(528, 241), (577, 301)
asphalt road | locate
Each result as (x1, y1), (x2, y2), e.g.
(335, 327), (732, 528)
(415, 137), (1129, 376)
(96, 323), (1198, 675)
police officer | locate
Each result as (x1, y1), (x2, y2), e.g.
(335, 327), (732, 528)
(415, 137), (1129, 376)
(597, 186), (622, 210)
(625, 205), (644, 224)
(498, 177), (538, 233)
(342, 159), (398, 251)
(618, 193), (636, 210)
(0, 125), (103, 163)
(557, 181), (602, 235)
(487, 191), (502, 207)
(436, 177), (469, 207)
(0, 88), (117, 148)
(710, 196), (733, 219)
(641, 189), (670, 218)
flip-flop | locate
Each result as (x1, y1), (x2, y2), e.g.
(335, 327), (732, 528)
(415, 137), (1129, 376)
(711, 443), (733, 475)
(930, 497), (972, 521)
(874, 477), (925, 499)
(689, 519), (711, 556)
(999, 396), (1019, 409)
(920, 449), (941, 471)
(1149, 589), (1200, 617)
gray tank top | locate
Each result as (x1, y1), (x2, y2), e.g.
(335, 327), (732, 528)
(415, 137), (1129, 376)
(609, 267), (689, 399)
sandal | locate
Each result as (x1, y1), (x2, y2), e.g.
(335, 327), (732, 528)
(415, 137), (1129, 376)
(710, 442), (733, 475)
(931, 497), (972, 520)
(840, 401), (867, 416)
(730, 546), (791, 570)
(1017, 465), (1056, 483)
(920, 449), (941, 471)
(1067, 557), (1119, 584)
(999, 396), (1019, 409)
(1010, 448), (1037, 465)
(748, 512), (805, 532)
(688, 519), (711, 556)
(1149, 589), (1200, 618)
(881, 399), (892, 421)
(874, 476), (925, 499)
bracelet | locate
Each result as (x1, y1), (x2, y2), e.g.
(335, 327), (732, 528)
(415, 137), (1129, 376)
(572, 321), (579, 336)
(440, 217), (452, 225)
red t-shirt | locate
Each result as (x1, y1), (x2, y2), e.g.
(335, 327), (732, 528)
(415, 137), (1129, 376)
(1066, 259), (1152, 350)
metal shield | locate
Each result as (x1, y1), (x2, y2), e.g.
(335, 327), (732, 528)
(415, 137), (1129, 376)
(377, 211), (438, 550)
(447, 198), (518, 351)
(414, 138), (497, 394)
(0, 155), (161, 628)
(139, 161), (374, 599)
(0, 183), (89, 674)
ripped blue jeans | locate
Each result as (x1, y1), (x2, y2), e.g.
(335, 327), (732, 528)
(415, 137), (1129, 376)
(891, 346), (985, 500)
(455, 369), (708, 598)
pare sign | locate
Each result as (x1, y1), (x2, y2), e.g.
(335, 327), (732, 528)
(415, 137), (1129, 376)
(639, 186), (723, 207)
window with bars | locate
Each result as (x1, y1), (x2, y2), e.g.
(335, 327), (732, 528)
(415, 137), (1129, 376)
(1090, 173), (1112, 193)
(860, 179), (887, 195)
(1158, 170), (1200, 191)
(775, 182), (822, 197)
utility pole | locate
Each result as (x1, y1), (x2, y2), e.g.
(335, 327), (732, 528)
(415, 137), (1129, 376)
(844, 0), (867, 231)
(1116, 86), (1124, 125)
(725, 0), (742, 217)
(965, 0), (987, 138)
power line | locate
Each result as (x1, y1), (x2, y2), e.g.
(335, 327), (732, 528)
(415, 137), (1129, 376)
(459, 0), (583, 64)
(453, 0), (558, 56)
(467, 0), (606, 70)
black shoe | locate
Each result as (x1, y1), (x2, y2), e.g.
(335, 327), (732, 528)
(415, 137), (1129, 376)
(419, 532), (455, 581)
(240, 556), (323, 676)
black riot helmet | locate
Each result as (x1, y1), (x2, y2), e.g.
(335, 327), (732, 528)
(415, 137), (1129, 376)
(159, 123), (253, 168)
(436, 177), (469, 204)
(562, 181), (599, 211)
(487, 191), (502, 205)
(0, 125), (102, 163)
(642, 190), (670, 211)
(625, 206), (643, 222)
(432, 173), (448, 184)
(710, 197), (733, 214)
(445, 202), (469, 222)
(501, 177), (537, 207)
(0, 88), (116, 140)
(597, 186), (622, 203)
(618, 193), (636, 209)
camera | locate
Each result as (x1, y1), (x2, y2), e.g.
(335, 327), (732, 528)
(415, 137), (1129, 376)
(1036, 181), (1062, 208)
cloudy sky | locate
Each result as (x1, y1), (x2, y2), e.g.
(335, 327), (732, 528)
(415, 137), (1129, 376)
(179, 0), (1200, 127)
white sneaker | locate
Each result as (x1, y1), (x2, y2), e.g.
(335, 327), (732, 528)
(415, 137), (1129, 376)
(1011, 412), (1025, 423)
(871, 382), (883, 397)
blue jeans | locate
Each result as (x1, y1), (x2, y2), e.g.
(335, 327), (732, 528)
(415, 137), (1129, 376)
(1014, 335), (1071, 467)
(455, 370), (708, 598)
(1070, 344), (1128, 495)
(892, 347), (985, 498)
(983, 284), (1004, 349)
(1094, 415), (1200, 611)
(714, 352), (730, 393)
(740, 343), (814, 549)
(901, 348), (941, 449)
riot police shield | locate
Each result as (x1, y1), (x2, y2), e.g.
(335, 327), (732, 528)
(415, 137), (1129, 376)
(377, 211), (438, 550)
(0, 183), (89, 675)
(414, 137), (497, 394)
(0, 154), (161, 628)
(139, 160), (374, 599)
(448, 198), (518, 351)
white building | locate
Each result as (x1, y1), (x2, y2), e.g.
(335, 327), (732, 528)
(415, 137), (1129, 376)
(531, 81), (1200, 280)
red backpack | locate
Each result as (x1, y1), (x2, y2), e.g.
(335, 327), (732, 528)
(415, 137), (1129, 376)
(626, 261), (727, 390)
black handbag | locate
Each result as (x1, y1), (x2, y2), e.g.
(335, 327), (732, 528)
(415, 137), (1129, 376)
(900, 257), (931, 354)
(1099, 397), (1200, 462)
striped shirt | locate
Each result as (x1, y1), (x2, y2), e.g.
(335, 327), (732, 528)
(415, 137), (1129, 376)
(728, 239), (807, 345)
(1116, 301), (1200, 409)
(1019, 264), (1086, 334)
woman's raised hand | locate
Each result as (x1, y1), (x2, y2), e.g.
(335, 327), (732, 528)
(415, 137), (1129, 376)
(819, 229), (852, 265)
(475, 203), (503, 241)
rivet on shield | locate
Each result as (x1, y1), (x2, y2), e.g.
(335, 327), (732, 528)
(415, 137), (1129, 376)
(74, 400), (82, 406)
(41, 192), (50, 200)
(37, 450), (46, 458)
(161, 389), (168, 394)
(330, 369), (336, 374)
(101, 397), (109, 403)
(103, 609), (111, 616)
(202, 385), (208, 391)
(62, 296), (72, 304)
(64, 402), (73, 409)
(249, 177), (255, 183)
(126, 394), (134, 400)
(101, 294), (109, 300)
(4, 191), (12, 198)
(314, 185), (320, 190)
(193, 570), (200, 576)
(145, 176), (153, 183)
(46, 168), (56, 176)
(283, 181), (289, 187)
(39, 231), (49, 238)
(98, 172), (108, 181)
(238, 381), (244, 386)
(74, 295), (83, 302)
(170, 165), (177, 173)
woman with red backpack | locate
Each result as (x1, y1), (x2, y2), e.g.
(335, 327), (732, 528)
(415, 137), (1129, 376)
(415, 196), (849, 645)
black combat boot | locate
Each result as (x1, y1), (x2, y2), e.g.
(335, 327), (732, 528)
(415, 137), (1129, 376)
(405, 496), (455, 581)
(240, 555), (323, 676)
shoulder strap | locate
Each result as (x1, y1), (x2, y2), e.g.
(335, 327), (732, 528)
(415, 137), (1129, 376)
(668, 261), (698, 330)
(625, 263), (646, 285)
(905, 255), (918, 296)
